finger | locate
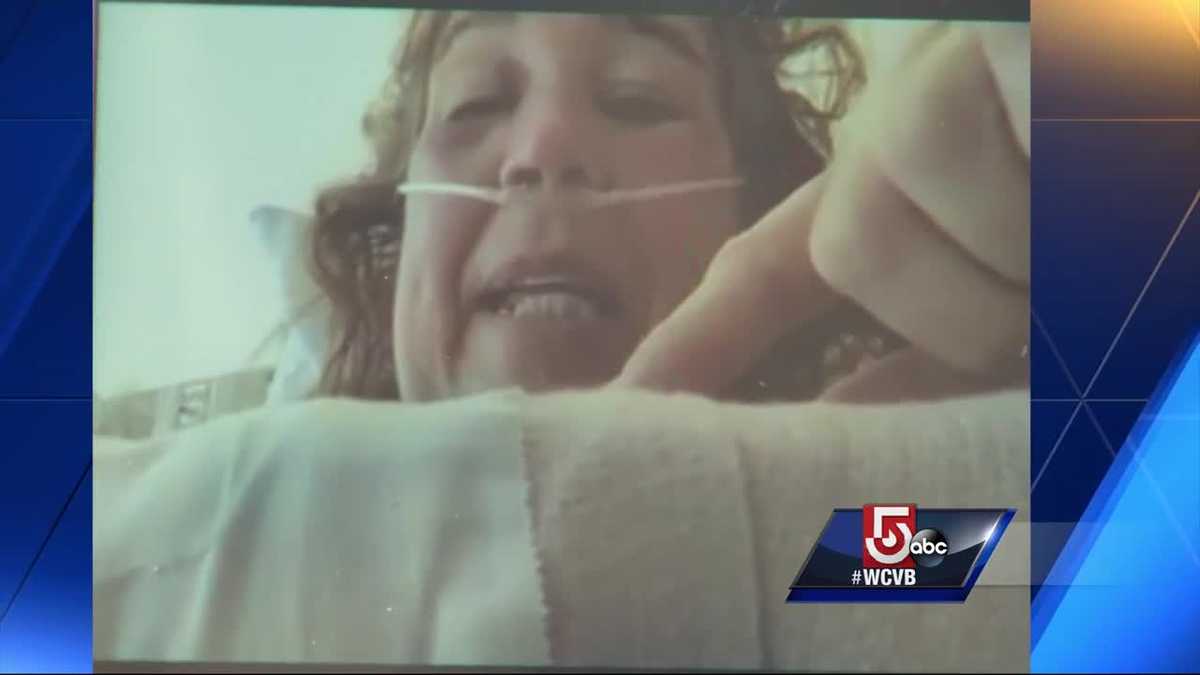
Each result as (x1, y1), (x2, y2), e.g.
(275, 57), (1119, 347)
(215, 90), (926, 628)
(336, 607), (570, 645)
(810, 150), (1029, 377)
(616, 174), (835, 394)
(866, 26), (1030, 285)
(977, 23), (1031, 159)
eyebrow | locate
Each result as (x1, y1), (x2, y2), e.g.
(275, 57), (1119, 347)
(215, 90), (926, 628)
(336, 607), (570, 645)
(432, 12), (708, 69)
(432, 12), (515, 66)
(622, 16), (708, 68)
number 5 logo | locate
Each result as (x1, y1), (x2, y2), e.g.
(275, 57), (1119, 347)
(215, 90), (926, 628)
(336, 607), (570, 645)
(862, 504), (916, 568)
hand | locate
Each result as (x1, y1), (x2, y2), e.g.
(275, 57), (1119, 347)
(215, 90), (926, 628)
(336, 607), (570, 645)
(617, 24), (1030, 401)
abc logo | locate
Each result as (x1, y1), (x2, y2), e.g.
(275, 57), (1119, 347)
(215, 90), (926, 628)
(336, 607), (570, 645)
(909, 529), (949, 567)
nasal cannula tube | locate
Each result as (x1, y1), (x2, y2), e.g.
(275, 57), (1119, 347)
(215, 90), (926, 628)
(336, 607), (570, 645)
(396, 177), (744, 209)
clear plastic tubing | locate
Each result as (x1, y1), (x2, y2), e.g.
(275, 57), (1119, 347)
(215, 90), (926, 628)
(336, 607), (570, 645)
(396, 176), (744, 210)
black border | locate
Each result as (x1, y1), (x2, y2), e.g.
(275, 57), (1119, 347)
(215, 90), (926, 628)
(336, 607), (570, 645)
(97, 0), (1029, 22)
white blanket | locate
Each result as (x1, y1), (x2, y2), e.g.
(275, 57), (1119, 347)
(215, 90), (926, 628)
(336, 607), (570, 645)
(94, 387), (1029, 671)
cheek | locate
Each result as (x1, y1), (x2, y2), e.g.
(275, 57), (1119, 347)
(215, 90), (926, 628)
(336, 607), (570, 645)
(607, 125), (741, 322)
(612, 122), (734, 182)
(391, 198), (490, 400)
(632, 193), (741, 322)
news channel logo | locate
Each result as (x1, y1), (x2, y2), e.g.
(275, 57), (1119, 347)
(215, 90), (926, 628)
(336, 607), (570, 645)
(787, 504), (1015, 603)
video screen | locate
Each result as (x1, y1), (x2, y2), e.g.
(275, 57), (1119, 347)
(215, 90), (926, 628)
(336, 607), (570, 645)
(94, 2), (1031, 670)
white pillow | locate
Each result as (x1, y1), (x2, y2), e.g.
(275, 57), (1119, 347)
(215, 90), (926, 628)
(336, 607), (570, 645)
(250, 205), (332, 402)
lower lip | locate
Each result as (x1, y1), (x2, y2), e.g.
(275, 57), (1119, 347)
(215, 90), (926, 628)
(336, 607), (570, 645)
(466, 294), (635, 389)
(490, 289), (613, 323)
(481, 304), (617, 331)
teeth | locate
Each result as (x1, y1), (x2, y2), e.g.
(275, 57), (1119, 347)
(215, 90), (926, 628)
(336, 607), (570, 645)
(497, 290), (600, 321)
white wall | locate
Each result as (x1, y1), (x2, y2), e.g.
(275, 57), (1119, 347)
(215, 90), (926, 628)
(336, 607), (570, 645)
(94, 3), (408, 396)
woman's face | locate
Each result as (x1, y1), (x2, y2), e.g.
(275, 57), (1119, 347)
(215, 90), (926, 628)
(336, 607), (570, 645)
(395, 12), (741, 400)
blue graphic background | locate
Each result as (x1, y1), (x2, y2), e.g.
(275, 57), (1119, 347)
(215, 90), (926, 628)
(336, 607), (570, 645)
(1032, 333), (1200, 672)
(0, 0), (93, 672)
(1028, 0), (1200, 671)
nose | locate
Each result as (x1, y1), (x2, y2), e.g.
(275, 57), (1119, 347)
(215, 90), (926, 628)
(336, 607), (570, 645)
(499, 90), (600, 192)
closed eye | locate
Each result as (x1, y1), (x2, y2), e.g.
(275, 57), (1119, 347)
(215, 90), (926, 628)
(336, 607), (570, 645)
(447, 94), (514, 123)
(597, 91), (684, 127)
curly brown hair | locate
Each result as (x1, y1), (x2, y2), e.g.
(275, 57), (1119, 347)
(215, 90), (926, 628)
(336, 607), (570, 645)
(309, 12), (867, 400)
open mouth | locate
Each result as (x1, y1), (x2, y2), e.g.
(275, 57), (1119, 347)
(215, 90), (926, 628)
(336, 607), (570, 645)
(478, 276), (620, 322)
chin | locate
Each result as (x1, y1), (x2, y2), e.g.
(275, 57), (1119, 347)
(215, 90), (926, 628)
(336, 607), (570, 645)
(453, 345), (630, 397)
(453, 312), (640, 396)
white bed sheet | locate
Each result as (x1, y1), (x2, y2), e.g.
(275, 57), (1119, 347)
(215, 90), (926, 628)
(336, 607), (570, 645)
(94, 386), (1029, 671)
